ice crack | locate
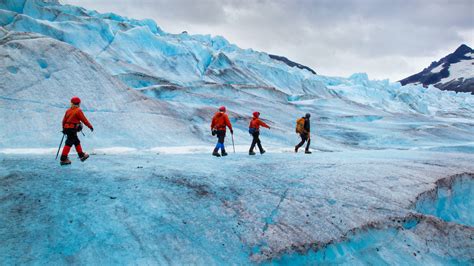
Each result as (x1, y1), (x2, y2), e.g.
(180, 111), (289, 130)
(262, 188), (289, 233)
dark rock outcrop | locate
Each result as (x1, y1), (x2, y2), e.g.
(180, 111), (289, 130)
(269, 54), (317, 75)
(399, 44), (473, 94)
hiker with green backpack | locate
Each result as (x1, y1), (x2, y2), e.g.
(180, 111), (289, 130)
(295, 113), (312, 154)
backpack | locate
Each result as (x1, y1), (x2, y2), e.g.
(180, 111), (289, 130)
(296, 118), (305, 133)
(249, 118), (258, 135)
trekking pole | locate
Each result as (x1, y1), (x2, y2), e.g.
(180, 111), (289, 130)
(55, 133), (65, 160)
(231, 132), (235, 153)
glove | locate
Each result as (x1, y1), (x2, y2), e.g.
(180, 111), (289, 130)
(211, 130), (216, 136)
(90, 127), (94, 132)
(230, 129), (234, 135)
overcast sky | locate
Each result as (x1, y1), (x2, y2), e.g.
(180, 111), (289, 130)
(62, 0), (473, 81)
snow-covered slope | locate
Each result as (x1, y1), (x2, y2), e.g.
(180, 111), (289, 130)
(0, 30), (206, 148)
(400, 44), (474, 94)
(1, 0), (474, 153)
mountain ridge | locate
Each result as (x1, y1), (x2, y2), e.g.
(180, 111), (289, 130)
(400, 44), (474, 94)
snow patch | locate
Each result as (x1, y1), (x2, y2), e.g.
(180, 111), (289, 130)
(91, 147), (138, 154)
(430, 63), (444, 74)
(439, 58), (474, 83)
(0, 148), (57, 154)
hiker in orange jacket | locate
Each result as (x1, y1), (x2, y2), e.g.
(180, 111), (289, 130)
(211, 106), (233, 157)
(60, 96), (94, 165)
(248, 112), (270, 155)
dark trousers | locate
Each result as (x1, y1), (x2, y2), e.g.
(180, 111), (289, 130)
(61, 128), (84, 160)
(296, 133), (310, 151)
(64, 128), (80, 147)
(214, 130), (226, 151)
(249, 131), (264, 152)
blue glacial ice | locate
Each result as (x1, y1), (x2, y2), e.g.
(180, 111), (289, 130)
(1, 151), (474, 264)
(1, 0), (474, 264)
(415, 173), (474, 226)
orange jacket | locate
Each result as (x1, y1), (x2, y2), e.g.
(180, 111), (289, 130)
(249, 117), (269, 130)
(211, 112), (232, 131)
(62, 106), (93, 129)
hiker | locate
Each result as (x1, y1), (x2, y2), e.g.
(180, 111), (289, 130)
(295, 113), (312, 154)
(60, 96), (94, 165)
(211, 106), (233, 157)
(248, 112), (270, 155)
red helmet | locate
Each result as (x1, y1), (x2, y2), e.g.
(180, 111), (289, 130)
(219, 106), (226, 112)
(253, 111), (260, 118)
(71, 96), (81, 105)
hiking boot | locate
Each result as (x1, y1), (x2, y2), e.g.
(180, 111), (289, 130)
(60, 158), (71, 166)
(212, 151), (221, 157)
(221, 150), (228, 157)
(260, 150), (266, 155)
(295, 146), (299, 153)
(249, 151), (256, 155)
(305, 150), (312, 154)
(80, 153), (89, 162)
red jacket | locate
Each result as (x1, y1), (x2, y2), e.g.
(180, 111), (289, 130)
(249, 117), (270, 130)
(62, 106), (93, 129)
(211, 112), (232, 131)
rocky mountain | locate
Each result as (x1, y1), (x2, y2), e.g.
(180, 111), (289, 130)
(400, 44), (474, 94)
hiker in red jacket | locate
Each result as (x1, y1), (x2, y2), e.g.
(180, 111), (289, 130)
(211, 106), (233, 157)
(248, 111), (270, 155)
(60, 96), (94, 165)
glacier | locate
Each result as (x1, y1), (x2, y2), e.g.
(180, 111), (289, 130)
(1, 0), (474, 264)
(1, 0), (474, 151)
(1, 152), (473, 265)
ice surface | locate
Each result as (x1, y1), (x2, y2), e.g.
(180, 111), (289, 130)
(1, 151), (473, 264)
